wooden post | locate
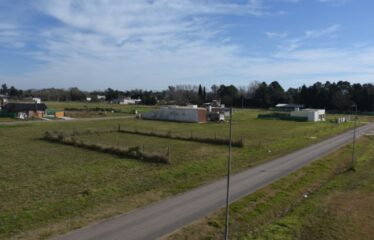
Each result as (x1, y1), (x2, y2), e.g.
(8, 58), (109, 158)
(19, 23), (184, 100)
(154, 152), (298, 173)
(167, 146), (170, 163)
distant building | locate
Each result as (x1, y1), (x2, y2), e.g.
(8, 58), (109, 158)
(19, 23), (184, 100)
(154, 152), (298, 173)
(32, 97), (42, 104)
(291, 109), (326, 122)
(97, 95), (106, 101)
(1, 103), (48, 119)
(86, 97), (92, 102)
(142, 106), (207, 123)
(259, 103), (325, 122)
(273, 103), (304, 112)
(0, 94), (8, 108)
(113, 97), (142, 105)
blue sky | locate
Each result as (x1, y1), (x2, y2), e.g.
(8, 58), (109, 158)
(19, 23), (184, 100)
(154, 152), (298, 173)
(0, 0), (374, 90)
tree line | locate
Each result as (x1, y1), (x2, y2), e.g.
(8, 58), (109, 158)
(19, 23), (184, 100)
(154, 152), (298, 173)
(1, 81), (374, 111)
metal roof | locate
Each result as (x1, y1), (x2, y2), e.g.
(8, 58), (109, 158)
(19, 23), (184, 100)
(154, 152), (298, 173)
(2, 103), (48, 112)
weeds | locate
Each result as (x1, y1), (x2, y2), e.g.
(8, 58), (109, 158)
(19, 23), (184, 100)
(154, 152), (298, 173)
(117, 128), (245, 147)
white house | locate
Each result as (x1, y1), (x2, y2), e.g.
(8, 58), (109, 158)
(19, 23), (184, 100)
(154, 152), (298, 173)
(291, 109), (326, 122)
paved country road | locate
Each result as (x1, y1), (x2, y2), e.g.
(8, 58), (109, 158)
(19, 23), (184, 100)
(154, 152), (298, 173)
(55, 123), (374, 240)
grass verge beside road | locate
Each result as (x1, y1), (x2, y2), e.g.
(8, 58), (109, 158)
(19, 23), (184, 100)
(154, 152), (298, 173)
(166, 136), (374, 240)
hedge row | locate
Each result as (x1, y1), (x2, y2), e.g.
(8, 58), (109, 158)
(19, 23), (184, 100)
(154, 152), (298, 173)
(118, 128), (244, 148)
(42, 131), (170, 164)
(257, 113), (308, 122)
(64, 107), (122, 113)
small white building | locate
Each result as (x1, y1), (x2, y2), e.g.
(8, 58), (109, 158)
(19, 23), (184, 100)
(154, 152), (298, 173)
(114, 97), (141, 105)
(291, 109), (326, 122)
(86, 97), (92, 102)
(97, 95), (106, 101)
(32, 97), (42, 104)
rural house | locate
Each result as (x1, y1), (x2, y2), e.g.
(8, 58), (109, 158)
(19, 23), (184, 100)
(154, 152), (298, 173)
(1, 103), (48, 119)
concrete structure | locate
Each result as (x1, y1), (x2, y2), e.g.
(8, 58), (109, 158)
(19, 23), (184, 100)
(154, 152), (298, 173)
(142, 106), (207, 123)
(86, 97), (92, 102)
(291, 109), (326, 122)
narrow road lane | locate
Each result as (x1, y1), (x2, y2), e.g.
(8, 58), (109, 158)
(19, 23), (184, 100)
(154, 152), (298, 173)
(55, 123), (374, 240)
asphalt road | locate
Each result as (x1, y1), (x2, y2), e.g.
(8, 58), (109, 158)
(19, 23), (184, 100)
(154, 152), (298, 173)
(55, 123), (374, 240)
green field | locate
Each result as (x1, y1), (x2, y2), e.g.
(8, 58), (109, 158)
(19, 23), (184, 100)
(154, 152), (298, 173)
(0, 109), (357, 239)
(167, 136), (374, 240)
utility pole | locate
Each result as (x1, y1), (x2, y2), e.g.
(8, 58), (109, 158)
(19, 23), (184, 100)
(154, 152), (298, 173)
(224, 107), (233, 240)
(351, 104), (358, 171)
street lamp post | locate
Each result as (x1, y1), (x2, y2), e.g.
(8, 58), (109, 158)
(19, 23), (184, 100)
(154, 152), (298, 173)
(224, 107), (233, 240)
(351, 104), (358, 171)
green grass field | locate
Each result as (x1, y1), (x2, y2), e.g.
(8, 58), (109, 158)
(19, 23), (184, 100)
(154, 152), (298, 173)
(167, 136), (374, 240)
(0, 109), (357, 239)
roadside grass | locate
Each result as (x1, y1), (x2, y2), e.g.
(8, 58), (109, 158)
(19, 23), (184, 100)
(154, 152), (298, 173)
(0, 110), (356, 239)
(166, 136), (374, 240)
(248, 135), (374, 240)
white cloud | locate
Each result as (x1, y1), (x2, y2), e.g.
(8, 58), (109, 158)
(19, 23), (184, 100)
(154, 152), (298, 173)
(318, 0), (350, 6)
(278, 24), (340, 51)
(265, 31), (288, 38)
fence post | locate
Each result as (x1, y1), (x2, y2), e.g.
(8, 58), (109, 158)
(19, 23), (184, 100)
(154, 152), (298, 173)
(118, 124), (121, 132)
(167, 146), (170, 162)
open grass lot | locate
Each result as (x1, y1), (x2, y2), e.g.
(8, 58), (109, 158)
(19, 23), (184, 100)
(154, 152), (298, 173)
(0, 109), (356, 239)
(45, 101), (155, 118)
(166, 136), (374, 240)
(0, 118), (18, 123)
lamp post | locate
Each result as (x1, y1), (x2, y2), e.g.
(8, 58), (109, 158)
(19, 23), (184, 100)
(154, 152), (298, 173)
(224, 107), (233, 240)
(351, 104), (358, 171)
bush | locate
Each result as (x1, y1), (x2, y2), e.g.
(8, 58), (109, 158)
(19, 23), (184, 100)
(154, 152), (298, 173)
(118, 128), (244, 148)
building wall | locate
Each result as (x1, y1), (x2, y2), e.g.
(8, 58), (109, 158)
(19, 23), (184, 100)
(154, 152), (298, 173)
(142, 107), (207, 123)
(290, 109), (325, 122)
(55, 111), (65, 118)
(28, 111), (44, 118)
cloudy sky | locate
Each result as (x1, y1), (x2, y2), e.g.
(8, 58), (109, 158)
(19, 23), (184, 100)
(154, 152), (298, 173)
(0, 0), (373, 90)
